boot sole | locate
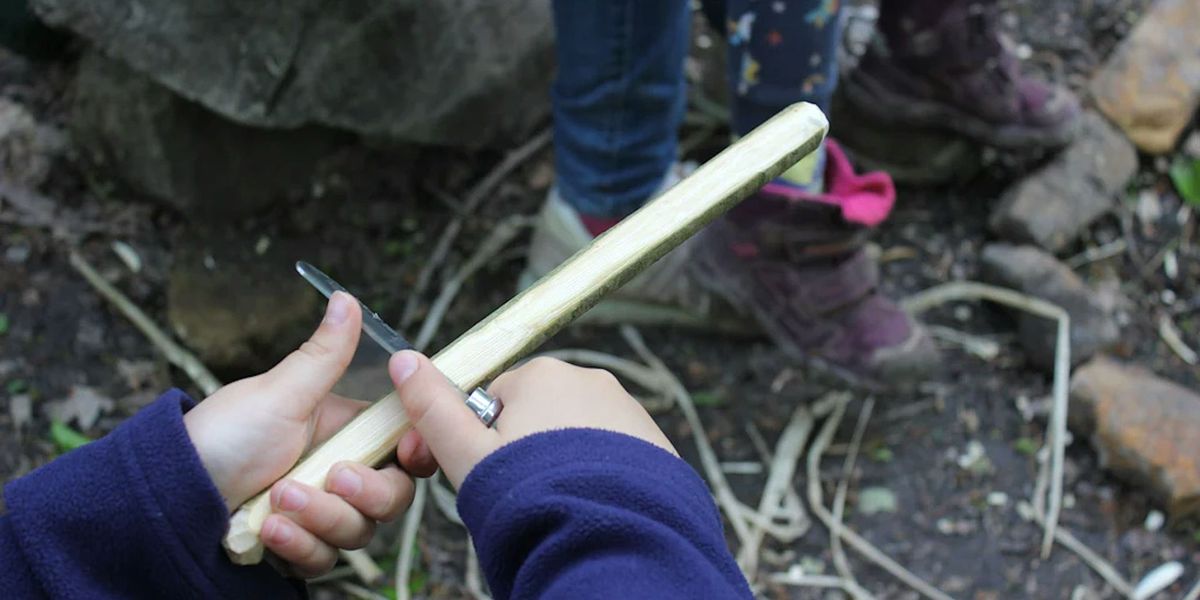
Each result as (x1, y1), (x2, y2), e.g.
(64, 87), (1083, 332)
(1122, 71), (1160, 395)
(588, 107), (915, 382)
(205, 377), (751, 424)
(842, 68), (1078, 150)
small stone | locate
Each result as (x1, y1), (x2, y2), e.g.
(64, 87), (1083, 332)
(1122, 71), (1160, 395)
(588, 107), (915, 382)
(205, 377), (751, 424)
(0, 97), (66, 189)
(857, 486), (898, 515)
(953, 305), (972, 322)
(1091, 0), (1200, 153)
(989, 112), (1137, 251)
(9, 394), (32, 429)
(1069, 356), (1200, 518)
(1015, 501), (1036, 522)
(1144, 509), (1165, 532)
(980, 243), (1120, 369)
(957, 440), (992, 475)
(5, 244), (31, 264)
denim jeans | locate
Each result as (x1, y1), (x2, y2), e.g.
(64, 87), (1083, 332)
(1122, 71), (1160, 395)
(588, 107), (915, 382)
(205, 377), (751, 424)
(551, 0), (843, 218)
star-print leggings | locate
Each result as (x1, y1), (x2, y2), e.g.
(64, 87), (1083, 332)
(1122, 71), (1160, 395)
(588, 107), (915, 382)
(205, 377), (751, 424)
(550, 0), (842, 218)
(709, 0), (843, 139)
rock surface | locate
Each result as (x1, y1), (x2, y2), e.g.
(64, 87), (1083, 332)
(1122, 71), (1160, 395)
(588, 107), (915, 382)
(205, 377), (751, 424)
(71, 53), (346, 218)
(1069, 356), (1200, 518)
(167, 227), (321, 374)
(980, 243), (1119, 369)
(33, 0), (554, 147)
(1090, 0), (1200, 154)
(989, 111), (1137, 251)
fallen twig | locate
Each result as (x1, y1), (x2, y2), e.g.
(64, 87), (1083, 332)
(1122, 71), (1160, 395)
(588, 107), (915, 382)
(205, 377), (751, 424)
(619, 326), (752, 550)
(70, 251), (222, 395)
(832, 398), (875, 593)
(903, 281), (1070, 559)
(1065, 239), (1127, 269)
(1030, 450), (1135, 598)
(1183, 579), (1200, 600)
(395, 479), (428, 600)
(400, 129), (551, 329)
(429, 475), (463, 526)
(338, 550), (386, 588)
(1157, 313), (1199, 365)
(737, 403), (814, 574)
(538, 349), (666, 395)
(807, 395), (952, 600)
(336, 581), (388, 600)
(925, 325), (1001, 361)
(412, 216), (531, 350)
(766, 570), (872, 599)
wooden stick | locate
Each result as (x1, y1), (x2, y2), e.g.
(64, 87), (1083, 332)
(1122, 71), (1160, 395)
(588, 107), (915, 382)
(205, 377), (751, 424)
(223, 102), (828, 563)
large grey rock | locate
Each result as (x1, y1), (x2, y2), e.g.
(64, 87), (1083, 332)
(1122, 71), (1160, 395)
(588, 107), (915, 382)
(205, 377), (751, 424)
(71, 53), (345, 218)
(980, 243), (1120, 370)
(167, 227), (321, 373)
(33, 0), (554, 147)
(989, 111), (1137, 252)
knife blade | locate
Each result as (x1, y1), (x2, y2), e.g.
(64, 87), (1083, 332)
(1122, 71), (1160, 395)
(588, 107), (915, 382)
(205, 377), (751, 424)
(295, 261), (414, 354)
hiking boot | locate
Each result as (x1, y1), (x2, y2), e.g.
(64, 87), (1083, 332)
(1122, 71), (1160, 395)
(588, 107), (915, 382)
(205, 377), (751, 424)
(521, 140), (938, 386)
(842, 1), (1080, 150)
(692, 140), (938, 385)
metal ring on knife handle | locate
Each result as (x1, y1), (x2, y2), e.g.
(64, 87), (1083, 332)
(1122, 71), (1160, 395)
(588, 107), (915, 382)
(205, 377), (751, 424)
(465, 387), (502, 427)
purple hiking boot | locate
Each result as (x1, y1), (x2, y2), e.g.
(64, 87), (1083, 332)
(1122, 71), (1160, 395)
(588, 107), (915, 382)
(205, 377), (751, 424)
(843, 0), (1081, 150)
(691, 141), (938, 387)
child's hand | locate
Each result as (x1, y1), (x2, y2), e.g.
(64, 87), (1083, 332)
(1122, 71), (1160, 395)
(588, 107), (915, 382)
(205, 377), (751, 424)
(386, 351), (676, 489)
(184, 292), (436, 577)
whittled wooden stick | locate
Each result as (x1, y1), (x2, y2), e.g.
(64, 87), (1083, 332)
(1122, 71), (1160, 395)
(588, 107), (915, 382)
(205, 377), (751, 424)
(224, 102), (828, 564)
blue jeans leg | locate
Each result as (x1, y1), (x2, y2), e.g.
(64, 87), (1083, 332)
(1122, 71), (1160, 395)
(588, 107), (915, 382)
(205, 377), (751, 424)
(550, 0), (690, 218)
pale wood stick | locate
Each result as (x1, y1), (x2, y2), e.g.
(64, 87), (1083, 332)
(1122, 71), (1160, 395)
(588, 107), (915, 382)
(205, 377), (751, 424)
(223, 102), (828, 563)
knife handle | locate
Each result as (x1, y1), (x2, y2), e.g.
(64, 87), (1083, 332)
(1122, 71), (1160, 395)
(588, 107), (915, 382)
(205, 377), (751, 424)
(222, 102), (828, 564)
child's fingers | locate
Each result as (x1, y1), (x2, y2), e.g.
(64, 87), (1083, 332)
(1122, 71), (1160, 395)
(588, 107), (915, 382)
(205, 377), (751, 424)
(260, 292), (363, 421)
(270, 480), (375, 550)
(327, 462), (415, 522)
(389, 350), (496, 488)
(396, 429), (438, 478)
(261, 514), (339, 579)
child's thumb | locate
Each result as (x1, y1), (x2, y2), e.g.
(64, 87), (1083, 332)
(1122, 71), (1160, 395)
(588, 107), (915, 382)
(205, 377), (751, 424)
(389, 350), (493, 487)
(260, 291), (361, 420)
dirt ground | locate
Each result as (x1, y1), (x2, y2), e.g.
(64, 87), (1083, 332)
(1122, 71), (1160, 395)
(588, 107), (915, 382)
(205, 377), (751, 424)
(1, 0), (1198, 598)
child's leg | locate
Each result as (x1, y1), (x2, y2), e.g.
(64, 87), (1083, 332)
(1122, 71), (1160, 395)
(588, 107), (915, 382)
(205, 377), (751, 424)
(549, 0), (690, 220)
(724, 0), (844, 192)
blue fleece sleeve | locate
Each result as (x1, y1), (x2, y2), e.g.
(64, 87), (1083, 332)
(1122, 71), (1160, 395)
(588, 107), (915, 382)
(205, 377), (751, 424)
(1, 389), (303, 599)
(457, 429), (751, 599)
